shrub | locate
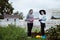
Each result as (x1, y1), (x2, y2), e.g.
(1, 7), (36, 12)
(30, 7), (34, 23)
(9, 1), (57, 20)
(46, 25), (60, 40)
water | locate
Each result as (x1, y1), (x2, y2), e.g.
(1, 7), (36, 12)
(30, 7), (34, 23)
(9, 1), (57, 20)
(0, 19), (60, 30)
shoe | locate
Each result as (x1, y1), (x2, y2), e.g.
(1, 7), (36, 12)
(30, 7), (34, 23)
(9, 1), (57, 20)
(41, 35), (46, 38)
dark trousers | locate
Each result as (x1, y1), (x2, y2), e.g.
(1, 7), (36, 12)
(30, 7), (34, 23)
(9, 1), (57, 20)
(27, 23), (33, 36)
(40, 23), (45, 36)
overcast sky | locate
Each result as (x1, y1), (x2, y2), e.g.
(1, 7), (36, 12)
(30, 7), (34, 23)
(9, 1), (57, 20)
(9, 0), (60, 19)
(9, 0), (60, 11)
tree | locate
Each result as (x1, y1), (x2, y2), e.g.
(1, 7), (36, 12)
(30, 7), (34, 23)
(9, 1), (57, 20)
(0, 0), (14, 15)
(19, 12), (24, 19)
(14, 11), (19, 15)
(14, 11), (24, 19)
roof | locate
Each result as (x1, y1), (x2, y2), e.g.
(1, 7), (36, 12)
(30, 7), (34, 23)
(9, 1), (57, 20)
(4, 14), (20, 19)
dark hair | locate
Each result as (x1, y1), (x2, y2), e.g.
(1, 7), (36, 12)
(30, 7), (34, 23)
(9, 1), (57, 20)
(29, 9), (33, 13)
(39, 10), (46, 15)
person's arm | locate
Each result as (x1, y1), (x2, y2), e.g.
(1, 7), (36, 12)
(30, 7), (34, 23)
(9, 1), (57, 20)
(39, 19), (42, 21)
(38, 15), (42, 21)
(25, 14), (30, 21)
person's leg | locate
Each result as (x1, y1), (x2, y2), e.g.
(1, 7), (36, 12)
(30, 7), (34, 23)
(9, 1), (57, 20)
(43, 23), (46, 35)
(30, 23), (33, 35)
(27, 23), (31, 36)
(41, 23), (45, 36)
(27, 23), (33, 36)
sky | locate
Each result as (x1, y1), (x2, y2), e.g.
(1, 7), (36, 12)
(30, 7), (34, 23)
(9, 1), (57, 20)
(9, 0), (60, 19)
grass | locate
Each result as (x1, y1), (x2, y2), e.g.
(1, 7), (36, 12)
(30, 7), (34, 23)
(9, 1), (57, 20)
(25, 38), (46, 40)
(0, 24), (46, 40)
(1, 24), (60, 40)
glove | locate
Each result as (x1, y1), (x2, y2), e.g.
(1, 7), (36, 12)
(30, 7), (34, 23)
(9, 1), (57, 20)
(39, 19), (41, 21)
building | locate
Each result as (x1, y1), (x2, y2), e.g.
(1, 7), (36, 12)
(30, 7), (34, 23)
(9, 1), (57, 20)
(4, 14), (20, 22)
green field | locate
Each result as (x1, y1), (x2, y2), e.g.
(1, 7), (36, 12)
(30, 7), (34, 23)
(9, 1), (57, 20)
(0, 24), (60, 40)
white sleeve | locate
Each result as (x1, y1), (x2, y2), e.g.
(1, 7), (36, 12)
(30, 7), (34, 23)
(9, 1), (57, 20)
(39, 15), (42, 19)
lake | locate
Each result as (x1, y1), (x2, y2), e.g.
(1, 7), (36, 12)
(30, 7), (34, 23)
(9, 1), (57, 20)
(0, 19), (60, 30)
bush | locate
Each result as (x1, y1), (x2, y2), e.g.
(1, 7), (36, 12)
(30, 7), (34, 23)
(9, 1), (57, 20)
(0, 24), (26, 40)
(46, 25), (60, 40)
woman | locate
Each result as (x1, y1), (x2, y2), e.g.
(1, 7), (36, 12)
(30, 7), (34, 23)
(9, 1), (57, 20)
(25, 9), (34, 37)
(39, 10), (46, 38)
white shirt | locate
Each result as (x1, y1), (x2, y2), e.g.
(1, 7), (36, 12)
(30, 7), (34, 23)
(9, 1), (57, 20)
(39, 15), (46, 23)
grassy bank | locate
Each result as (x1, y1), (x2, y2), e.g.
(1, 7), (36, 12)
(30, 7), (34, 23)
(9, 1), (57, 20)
(0, 24), (46, 40)
(0, 24), (60, 40)
(0, 24), (26, 40)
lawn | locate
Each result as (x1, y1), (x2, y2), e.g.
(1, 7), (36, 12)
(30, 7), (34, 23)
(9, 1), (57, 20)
(0, 24), (46, 40)
(25, 38), (46, 40)
(0, 24), (60, 40)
